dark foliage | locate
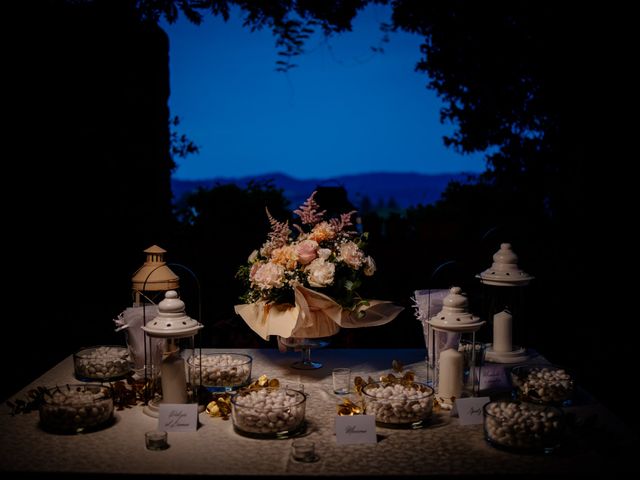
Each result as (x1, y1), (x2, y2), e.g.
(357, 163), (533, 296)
(6, 0), (633, 428)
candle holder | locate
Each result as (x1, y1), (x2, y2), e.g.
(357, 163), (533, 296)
(141, 288), (203, 417)
(145, 430), (169, 451)
(477, 243), (534, 364)
(427, 287), (484, 406)
(117, 245), (181, 379)
(415, 260), (467, 369)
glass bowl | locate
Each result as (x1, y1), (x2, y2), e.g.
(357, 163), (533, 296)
(510, 364), (574, 406)
(231, 386), (306, 439)
(73, 345), (130, 381)
(188, 353), (252, 392)
(39, 384), (114, 434)
(362, 381), (434, 429)
(483, 401), (564, 453)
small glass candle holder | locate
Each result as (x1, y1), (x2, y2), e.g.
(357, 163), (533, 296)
(145, 431), (169, 451)
(291, 439), (318, 463)
(332, 368), (351, 395)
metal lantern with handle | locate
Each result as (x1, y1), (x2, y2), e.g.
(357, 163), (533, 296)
(141, 290), (203, 417)
(477, 243), (534, 364)
(131, 245), (180, 306)
(114, 245), (181, 378)
(427, 287), (485, 406)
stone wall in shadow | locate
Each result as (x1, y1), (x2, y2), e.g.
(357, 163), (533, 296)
(5, 0), (174, 400)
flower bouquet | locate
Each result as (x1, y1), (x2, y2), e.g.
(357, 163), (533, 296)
(234, 191), (403, 346)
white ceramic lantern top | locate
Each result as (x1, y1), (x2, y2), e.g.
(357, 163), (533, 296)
(141, 290), (202, 338)
(428, 287), (484, 332)
(477, 243), (534, 286)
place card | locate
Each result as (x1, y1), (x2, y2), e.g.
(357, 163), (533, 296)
(158, 404), (199, 432)
(451, 397), (490, 425)
(335, 415), (377, 445)
(479, 364), (509, 391)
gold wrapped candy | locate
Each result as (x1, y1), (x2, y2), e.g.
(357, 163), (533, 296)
(206, 394), (232, 420)
(205, 375), (284, 421)
(246, 374), (280, 390)
(379, 370), (415, 387)
(336, 398), (363, 416)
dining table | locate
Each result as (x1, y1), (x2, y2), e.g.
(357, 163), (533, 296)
(1, 348), (637, 477)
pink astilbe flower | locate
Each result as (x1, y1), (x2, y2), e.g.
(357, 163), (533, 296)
(329, 211), (357, 234)
(294, 191), (326, 225)
(261, 208), (291, 257)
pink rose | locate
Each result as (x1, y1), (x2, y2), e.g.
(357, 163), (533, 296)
(295, 239), (319, 265)
(249, 262), (261, 281)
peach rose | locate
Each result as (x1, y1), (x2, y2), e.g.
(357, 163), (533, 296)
(270, 245), (298, 270)
(338, 241), (364, 269)
(309, 222), (336, 242)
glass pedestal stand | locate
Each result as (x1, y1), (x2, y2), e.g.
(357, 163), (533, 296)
(280, 337), (330, 370)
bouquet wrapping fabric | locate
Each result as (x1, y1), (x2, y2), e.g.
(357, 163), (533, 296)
(235, 283), (403, 341)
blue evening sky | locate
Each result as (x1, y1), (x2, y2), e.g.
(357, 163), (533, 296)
(161, 4), (486, 180)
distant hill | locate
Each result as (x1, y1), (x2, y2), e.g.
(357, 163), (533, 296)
(171, 171), (477, 210)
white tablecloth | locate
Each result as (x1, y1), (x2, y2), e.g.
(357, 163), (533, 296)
(0, 349), (637, 476)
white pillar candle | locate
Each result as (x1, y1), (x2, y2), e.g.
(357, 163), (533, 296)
(161, 354), (188, 404)
(493, 310), (513, 353)
(438, 348), (463, 401)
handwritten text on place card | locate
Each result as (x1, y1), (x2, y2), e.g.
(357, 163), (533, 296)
(158, 404), (198, 432)
(451, 397), (490, 425)
(335, 415), (377, 445)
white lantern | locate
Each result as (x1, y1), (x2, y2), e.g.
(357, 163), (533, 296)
(477, 243), (534, 363)
(141, 290), (203, 417)
(428, 287), (485, 406)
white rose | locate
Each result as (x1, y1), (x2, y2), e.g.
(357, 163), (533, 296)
(252, 262), (285, 290)
(317, 248), (332, 260)
(306, 259), (335, 288)
(248, 249), (259, 263)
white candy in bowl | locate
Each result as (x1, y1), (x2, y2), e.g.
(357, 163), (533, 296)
(231, 386), (306, 438)
(39, 384), (114, 434)
(188, 353), (252, 391)
(73, 345), (130, 381)
(362, 381), (434, 428)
